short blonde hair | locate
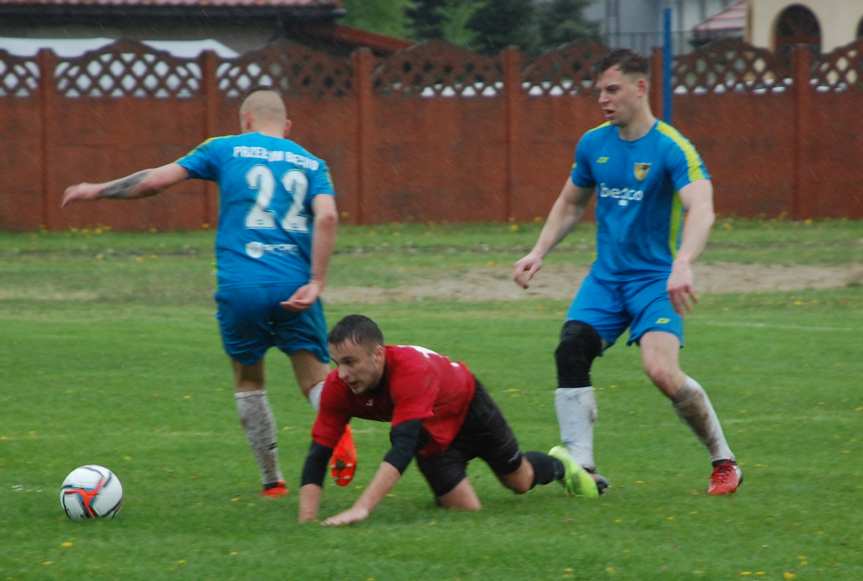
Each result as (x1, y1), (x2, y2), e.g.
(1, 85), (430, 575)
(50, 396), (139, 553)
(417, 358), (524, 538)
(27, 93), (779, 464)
(240, 90), (286, 124)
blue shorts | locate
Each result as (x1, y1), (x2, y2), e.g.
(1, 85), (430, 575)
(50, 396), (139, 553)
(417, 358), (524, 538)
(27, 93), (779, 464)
(214, 283), (329, 366)
(566, 272), (684, 348)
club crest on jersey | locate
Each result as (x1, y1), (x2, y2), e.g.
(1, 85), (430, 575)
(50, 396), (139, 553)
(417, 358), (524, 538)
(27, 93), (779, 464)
(633, 162), (652, 181)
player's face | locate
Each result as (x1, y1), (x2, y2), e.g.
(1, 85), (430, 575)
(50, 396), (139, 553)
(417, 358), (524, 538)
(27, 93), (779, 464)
(596, 66), (645, 127)
(330, 340), (385, 395)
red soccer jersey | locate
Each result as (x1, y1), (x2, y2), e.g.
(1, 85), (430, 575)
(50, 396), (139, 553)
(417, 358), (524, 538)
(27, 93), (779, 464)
(312, 345), (476, 457)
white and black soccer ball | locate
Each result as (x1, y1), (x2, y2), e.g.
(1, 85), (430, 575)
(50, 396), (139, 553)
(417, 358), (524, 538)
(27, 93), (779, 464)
(59, 465), (123, 520)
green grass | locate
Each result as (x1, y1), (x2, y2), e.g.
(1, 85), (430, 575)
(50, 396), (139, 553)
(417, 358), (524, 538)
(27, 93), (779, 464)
(1, 222), (862, 580)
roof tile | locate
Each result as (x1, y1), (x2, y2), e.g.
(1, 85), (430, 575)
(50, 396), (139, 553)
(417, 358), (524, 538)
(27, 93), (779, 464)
(0, 0), (338, 6)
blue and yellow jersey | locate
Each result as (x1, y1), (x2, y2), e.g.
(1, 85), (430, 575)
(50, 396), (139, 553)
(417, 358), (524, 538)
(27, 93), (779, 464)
(177, 132), (335, 287)
(570, 120), (709, 281)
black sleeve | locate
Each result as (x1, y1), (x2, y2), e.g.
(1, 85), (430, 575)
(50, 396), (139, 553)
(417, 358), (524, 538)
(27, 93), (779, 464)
(300, 441), (333, 487)
(383, 419), (423, 474)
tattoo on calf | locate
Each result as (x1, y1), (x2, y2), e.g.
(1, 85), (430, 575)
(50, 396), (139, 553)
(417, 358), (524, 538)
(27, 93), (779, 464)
(101, 171), (150, 199)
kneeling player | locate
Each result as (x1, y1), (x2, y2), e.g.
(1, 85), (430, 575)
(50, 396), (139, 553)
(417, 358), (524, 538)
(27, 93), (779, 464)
(298, 314), (599, 526)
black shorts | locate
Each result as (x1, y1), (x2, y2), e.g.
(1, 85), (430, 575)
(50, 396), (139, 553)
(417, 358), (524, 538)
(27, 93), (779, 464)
(416, 380), (523, 498)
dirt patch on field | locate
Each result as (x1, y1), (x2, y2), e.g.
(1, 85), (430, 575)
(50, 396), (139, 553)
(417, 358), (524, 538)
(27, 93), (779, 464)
(328, 263), (863, 304)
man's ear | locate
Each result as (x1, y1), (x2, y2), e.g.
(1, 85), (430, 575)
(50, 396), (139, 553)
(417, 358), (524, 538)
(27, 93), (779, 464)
(239, 111), (249, 132)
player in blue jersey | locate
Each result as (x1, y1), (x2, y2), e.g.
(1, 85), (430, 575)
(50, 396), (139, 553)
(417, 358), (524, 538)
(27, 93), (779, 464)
(61, 89), (357, 497)
(513, 49), (742, 496)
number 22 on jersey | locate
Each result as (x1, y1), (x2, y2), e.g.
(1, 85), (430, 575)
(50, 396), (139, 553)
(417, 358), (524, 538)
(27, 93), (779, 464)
(244, 165), (309, 233)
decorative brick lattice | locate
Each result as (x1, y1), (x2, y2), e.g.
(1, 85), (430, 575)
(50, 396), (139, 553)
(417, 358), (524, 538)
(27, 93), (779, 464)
(55, 40), (201, 98)
(522, 40), (609, 97)
(0, 50), (39, 98)
(217, 41), (352, 98)
(812, 40), (863, 92)
(374, 40), (503, 98)
(673, 39), (788, 95)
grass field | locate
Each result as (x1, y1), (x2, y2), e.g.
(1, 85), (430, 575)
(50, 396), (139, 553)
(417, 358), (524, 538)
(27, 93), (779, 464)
(1, 220), (862, 580)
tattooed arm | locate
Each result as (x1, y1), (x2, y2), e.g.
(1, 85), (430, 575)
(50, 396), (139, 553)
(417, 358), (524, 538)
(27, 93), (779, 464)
(62, 163), (189, 208)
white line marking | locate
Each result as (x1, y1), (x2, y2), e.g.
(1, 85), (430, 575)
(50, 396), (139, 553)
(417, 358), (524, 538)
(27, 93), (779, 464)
(698, 320), (854, 332)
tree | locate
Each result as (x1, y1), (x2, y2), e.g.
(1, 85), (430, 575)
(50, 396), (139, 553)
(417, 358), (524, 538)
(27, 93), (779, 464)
(466, 0), (539, 55)
(405, 1), (483, 47)
(406, 0), (448, 41)
(341, 0), (412, 39)
(536, 0), (599, 52)
(439, 1), (481, 48)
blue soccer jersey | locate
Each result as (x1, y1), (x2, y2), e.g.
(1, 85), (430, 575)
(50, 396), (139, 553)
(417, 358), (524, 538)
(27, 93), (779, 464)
(570, 120), (709, 282)
(177, 132), (335, 287)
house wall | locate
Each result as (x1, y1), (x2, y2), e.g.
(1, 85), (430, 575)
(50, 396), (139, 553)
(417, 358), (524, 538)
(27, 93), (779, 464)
(749, 0), (863, 51)
(587, 0), (733, 34)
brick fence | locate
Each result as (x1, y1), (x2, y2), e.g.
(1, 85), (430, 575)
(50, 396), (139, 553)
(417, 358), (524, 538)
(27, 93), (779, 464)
(1, 38), (861, 231)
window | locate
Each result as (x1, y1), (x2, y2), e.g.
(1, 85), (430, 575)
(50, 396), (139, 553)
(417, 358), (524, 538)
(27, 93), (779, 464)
(774, 4), (821, 66)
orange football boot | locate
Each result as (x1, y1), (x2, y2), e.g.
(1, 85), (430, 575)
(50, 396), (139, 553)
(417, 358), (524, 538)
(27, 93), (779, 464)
(329, 425), (357, 487)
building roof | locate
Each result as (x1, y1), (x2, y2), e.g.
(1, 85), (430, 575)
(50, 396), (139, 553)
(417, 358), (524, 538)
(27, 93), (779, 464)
(0, 0), (338, 5)
(0, 36), (238, 57)
(694, 0), (746, 33)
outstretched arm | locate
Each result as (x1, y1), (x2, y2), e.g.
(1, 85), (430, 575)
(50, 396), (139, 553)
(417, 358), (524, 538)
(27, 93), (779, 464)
(668, 179), (715, 316)
(281, 194), (338, 312)
(321, 462), (401, 527)
(321, 419), (422, 527)
(298, 441), (333, 523)
(513, 178), (593, 289)
(61, 163), (189, 207)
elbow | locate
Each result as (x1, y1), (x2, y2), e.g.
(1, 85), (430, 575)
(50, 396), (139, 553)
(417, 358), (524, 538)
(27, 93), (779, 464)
(139, 173), (170, 197)
(317, 210), (338, 229)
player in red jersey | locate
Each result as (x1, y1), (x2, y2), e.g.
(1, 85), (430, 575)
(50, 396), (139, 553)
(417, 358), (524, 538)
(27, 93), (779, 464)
(298, 315), (597, 526)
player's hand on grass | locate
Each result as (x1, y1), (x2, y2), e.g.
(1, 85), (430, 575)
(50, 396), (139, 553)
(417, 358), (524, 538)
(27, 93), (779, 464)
(281, 280), (322, 312)
(321, 506), (370, 527)
(61, 183), (101, 207)
(668, 260), (698, 316)
(513, 253), (543, 289)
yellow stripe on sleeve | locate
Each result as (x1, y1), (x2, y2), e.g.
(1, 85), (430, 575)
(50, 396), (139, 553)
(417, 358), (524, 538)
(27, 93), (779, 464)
(656, 122), (705, 183)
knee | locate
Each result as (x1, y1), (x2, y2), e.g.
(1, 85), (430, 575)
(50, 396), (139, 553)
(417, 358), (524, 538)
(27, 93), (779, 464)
(463, 500), (482, 511)
(510, 483), (531, 495)
(555, 321), (603, 388)
(439, 497), (482, 511)
(503, 478), (532, 495)
(642, 361), (682, 396)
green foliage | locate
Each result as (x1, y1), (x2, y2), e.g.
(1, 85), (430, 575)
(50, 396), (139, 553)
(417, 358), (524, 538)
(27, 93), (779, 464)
(439, 1), (481, 47)
(343, 0), (596, 54)
(405, 0), (483, 47)
(536, 0), (599, 52)
(406, 0), (448, 41)
(341, 0), (412, 39)
(466, 0), (539, 54)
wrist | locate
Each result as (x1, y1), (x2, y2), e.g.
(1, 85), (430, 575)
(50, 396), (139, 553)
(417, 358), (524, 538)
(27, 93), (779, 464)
(351, 502), (371, 516)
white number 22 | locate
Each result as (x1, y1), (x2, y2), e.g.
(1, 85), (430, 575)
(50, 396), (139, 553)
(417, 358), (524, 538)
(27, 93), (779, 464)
(244, 165), (309, 232)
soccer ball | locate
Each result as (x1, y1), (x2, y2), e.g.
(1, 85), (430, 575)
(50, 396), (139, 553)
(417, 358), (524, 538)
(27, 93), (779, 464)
(59, 465), (123, 520)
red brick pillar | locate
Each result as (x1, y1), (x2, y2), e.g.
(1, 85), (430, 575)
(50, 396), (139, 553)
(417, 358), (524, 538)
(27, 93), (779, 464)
(200, 50), (219, 228)
(503, 46), (523, 222)
(352, 48), (375, 225)
(792, 46), (813, 220)
(649, 48), (663, 120)
(38, 49), (58, 230)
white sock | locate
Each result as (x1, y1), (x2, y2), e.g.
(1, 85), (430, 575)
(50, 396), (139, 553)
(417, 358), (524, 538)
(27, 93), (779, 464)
(555, 387), (597, 470)
(672, 377), (734, 463)
(234, 389), (283, 485)
(307, 381), (323, 412)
